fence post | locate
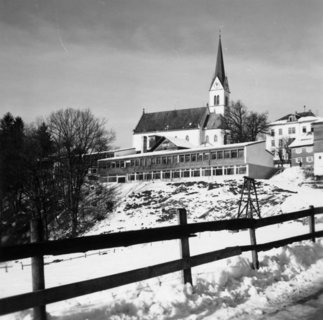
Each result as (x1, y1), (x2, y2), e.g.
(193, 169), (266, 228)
(248, 211), (259, 269)
(309, 205), (316, 243)
(30, 218), (47, 320)
(177, 208), (193, 286)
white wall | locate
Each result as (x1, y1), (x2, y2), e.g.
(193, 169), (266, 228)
(246, 142), (273, 167)
(209, 77), (229, 115)
(204, 129), (225, 146)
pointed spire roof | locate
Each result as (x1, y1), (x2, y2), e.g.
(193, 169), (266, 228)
(209, 34), (229, 91)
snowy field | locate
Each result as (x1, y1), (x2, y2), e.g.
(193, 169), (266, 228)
(1, 167), (323, 320)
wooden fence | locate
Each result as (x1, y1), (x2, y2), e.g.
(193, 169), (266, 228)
(0, 206), (323, 319)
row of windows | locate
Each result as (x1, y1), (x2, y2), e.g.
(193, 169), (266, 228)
(213, 95), (229, 107)
(105, 165), (247, 182)
(100, 149), (244, 169)
(294, 147), (313, 154)
(270, 126), (312, 137)
(295, 156), (313, 163)
(185, 135), (218, 143)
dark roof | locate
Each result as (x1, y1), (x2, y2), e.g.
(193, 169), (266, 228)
(209, 36), (229, 91)
(204, 113), (223, 129)
(133, 107), (207, 134)
(276, 111), (316, 121)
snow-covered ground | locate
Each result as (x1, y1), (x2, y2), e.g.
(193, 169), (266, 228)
(1, 167), (323, 320)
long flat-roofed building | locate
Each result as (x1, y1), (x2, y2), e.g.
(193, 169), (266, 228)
(98, 141), (274, 183)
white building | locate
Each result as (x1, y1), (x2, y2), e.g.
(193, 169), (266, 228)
(266, 110), (319, 162)
(132, 35), (230, 153)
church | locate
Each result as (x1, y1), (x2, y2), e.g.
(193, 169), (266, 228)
(133, 35), (230, 153)
(98, 36), (275, 183)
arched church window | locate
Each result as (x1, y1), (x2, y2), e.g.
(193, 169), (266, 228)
(217, 95), (220, 105)
(214, 135), (218, 142)
(206, 135), (209, 143)
(214, 96), (217, 106)
(185, 135), (189, 141)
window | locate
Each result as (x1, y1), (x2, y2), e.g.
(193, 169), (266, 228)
(163, 171), (170, 179)
(211, 152), (217, 160)
(271, 140), (275, 147)
(214, 135), (218, 142)
(279, 128), (283, 135)
(295, 148), (302, 154)
(217, 151), (223, 159)
(153, 171), (161, 179)
(217, 95), (220, 105)
(288, 127), (296, 134)
(302, 126), (307, 133)
(185, 154), (190, 162)
(181, 169), (190, 178)
(203, 152), (210, 161)
(156, 157), (161, 164)
(197, 153), (203, 161)
(231, 150), (238, 158)
(167, 156), (172, 164)
(213, 167), (223, 176)
(192, 169), (200, 177)
(185, 135), (189, 141)
(172, 170), (180, 178)
(271, 129), (275, 137)
(224, 166), (234, 175)
(306, 156), (313, 163)
(224, 150), (231, 159)
(162, 157), (167, 164)
(202, 168), (211, 176)
(236, 165), (247, 175)
(205, 135), (209, 143)
(179, 155), (185, 163)
(238, 149), (244, 158)
(306, 147), (313, 153)
(191, 153), (197, 162)
(173, 155), (178, 163)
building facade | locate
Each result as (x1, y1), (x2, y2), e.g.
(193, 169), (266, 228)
(266, 110), (319, 164)
(98, 141), (275, 183)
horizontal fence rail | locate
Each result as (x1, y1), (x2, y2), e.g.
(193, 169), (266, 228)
(0, 206), (323, 317)
(1, 206), (322, 262)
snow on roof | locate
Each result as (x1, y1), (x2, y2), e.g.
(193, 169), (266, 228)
(289, 135), (313, 148)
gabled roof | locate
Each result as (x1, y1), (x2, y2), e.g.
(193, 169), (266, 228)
(133, 107), (207, 134)
(276, 111), (316, 121)
(204, 113), (223, 129)
(209, 36), (229, 91)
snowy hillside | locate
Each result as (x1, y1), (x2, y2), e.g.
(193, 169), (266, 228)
(88, 167), (322, 235)
(1, 167), (323, 320)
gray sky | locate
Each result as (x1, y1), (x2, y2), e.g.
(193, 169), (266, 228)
(1, 0), (322, 148)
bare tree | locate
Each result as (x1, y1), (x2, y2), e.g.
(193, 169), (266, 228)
(221, 101), (269, 143)
(276, 137), (294, 167)
(48, 108), (115, 237)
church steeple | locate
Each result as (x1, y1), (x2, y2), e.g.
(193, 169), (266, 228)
(209, 34), (230, 114)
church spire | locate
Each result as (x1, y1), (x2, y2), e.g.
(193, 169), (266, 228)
(210, 34), (227, 90)
(215, 33), (225, 85)
(208, 33), (230, 114)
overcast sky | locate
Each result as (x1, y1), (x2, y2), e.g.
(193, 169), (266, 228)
(1, 0), (322, 148)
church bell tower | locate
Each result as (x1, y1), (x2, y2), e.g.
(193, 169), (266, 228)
(209, 34), (230, 115)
